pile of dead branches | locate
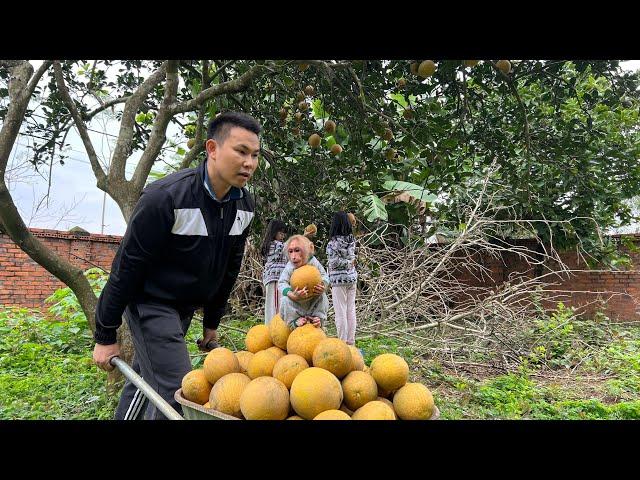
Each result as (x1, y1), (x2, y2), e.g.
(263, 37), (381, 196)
(228, 169), (630, 373)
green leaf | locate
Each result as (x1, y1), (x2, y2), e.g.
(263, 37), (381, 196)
(336, 180), (349, 191)
(207, 102), (217, 118)
(389, 93), (408, 108)
(190, 79), (201, 98)
(360, 194), (388, 222)
(382, 180), (438, 204)
(192, 356), (203, 368)
(311, 99), (328, 119)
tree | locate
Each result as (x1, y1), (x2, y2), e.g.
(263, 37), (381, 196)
(1, 59), (638, 355)
(0, 60), (276, 370)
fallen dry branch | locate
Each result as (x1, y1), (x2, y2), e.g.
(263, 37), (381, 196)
(227, 166), (632, 374)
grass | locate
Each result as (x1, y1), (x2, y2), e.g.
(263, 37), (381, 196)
(0, 307), (118, 419)
(393, 305), (640, 420)
(2, 290), (639, 419)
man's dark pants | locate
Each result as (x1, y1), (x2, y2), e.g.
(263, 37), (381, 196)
(114, 301), (194, 420)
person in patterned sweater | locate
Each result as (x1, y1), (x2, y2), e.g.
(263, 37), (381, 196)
(326, 212), (358, 345)
(260, 219), (288, 325)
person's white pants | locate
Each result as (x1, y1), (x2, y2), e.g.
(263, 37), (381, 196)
(264, 281), (280, 325)
(331, 284), (357, 345)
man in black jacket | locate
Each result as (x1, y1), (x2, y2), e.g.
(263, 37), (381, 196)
(92, 111), (261, 419)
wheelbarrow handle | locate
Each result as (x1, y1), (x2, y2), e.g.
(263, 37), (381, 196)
(110, 356), (184, 420)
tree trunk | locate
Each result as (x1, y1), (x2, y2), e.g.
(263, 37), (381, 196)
(0, 61), (98, 329)
(3, 58), (271, 404)
(0, 61), (136, 393)
(101, 193), (142, 388)
(106, 321), (135, 394)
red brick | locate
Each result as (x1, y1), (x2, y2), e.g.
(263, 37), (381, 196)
(2, 229), (640, 322)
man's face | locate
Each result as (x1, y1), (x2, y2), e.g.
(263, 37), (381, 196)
(287, 239), (307, 268)
(206, 126), (260, 191)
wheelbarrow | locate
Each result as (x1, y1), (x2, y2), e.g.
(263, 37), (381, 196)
(110, 356), (440, 420)
(110, 356), (237, 420)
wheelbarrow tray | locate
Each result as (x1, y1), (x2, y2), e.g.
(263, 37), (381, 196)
(175, 388), (440, 420)
(174, 388), (240, 420)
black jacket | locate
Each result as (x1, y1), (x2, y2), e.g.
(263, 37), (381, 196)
(94, 161), (254, 345)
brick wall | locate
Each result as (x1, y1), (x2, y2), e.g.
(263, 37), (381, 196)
(447, 235), (640, 322)
(0, 228), (120, 308)
(0, 228), (638, 321)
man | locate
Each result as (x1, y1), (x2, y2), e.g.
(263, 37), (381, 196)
(92, 111), (261, 419)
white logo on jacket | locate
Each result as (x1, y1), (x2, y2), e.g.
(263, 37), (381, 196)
(171, 208), (253, 236)
(229, 210), (254, 236)
(172, 209), (208, 236)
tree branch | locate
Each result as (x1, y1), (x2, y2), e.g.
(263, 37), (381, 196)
(501, 69), (532, 156)
(26, 60), (53, 96)
(110, 61), (168, 180)
(1, 62), (34, 174)
(170, 64), (270, 114)
(180, 60), (211, 170)
(53, 61), (107, 186)
(131, 60), (180, 192)
(83, 96), (130, 121)
(1, 60), (25, 68)
(0, 60), (98, 330)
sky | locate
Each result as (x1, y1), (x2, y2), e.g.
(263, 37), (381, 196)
(9, 117), (143, 236)
(6, 60), (640, 236)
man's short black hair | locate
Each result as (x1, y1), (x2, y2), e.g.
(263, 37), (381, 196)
(207, 111), (262, 144)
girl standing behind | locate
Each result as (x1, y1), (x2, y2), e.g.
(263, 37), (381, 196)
(326, 212), (358, 345)
(261, 219), (288, 325)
